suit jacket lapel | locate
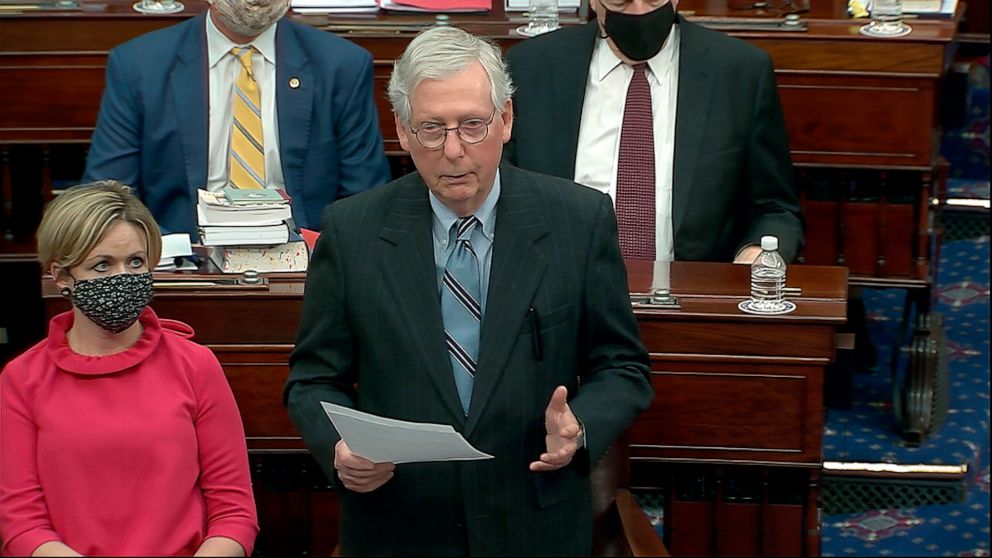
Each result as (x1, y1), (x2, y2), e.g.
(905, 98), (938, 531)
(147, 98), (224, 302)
(275, 21), (314, 217)
(172, 14), (209, 193)
(554, 22), (599, 179)
(377, 177), (467, 424)
(672, 18), (713, 245)
(466, 165), (550, 436)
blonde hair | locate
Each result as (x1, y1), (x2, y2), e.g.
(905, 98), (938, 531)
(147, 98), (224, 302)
(37, 180), (163, 273)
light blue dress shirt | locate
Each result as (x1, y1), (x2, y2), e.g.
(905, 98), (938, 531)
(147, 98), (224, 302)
(429, 171), (501, 311)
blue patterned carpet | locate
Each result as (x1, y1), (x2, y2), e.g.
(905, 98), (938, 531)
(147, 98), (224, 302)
(635, 236), (991, 556)
(816, 51), (990, 557)
(820, 236), (990, 557)
(822, 240), (990, 468)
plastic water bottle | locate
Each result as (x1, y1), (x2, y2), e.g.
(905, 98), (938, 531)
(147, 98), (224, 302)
(750, 235), (787, 311)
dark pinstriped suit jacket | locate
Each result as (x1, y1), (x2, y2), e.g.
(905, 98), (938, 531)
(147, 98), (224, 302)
(284, 163), (653, 556)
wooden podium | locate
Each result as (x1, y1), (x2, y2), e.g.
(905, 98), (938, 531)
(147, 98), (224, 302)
(36, 261), (848, 556)
(625, 261), (847, 556)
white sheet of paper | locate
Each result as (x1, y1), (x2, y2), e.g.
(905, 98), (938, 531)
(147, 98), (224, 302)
(321, 402), (494, 464)
(160, 233), (194, 259)
(505, 0), (578, 11)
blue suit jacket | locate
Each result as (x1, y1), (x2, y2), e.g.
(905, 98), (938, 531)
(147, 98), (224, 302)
(83, 14), (392, 236)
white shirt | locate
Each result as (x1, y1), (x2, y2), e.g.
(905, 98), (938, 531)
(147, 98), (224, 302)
(205, 13), (285, 192)
(574, 26), (680, 262)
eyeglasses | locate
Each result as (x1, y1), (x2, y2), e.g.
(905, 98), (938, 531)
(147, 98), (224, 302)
(410, 109), (497, 150)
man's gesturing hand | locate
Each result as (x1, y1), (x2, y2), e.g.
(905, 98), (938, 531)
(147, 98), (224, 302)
(529, 385), (582, 472)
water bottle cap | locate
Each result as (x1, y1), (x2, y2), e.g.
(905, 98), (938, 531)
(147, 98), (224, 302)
(760, 235), (779, 251)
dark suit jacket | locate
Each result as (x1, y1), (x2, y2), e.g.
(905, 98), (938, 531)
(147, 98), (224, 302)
(284, 163), (653, 556)
(83, 14), (391, 236)
(504, 18), (804, 262)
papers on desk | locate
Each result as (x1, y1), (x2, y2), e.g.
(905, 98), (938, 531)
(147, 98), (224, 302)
(900, 0), (956, 14)
(196, 189), (294, 246)
(505, 0), (578, 11)
(290, 0), (378, 13)
(155, 233), (196, 271)
(321, 402), (494, 464)
(292, 0), (491, 11)
(293, 6), (380, 12)
(379, 0), (491, 11)
(867, 0), (957, 16)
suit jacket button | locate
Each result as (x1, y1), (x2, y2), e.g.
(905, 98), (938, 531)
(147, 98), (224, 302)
(289, 77), (301, 89)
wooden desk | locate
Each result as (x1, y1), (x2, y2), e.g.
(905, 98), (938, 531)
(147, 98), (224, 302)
(0, 0), (957, 286)
(626, 261), (847, 556)
(35, 261), (847, 556)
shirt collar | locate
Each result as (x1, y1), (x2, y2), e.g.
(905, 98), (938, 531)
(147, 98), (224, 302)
(591, 24), (681, 84)
(430, 170), (501, 244)
(206, 11), (278, 69)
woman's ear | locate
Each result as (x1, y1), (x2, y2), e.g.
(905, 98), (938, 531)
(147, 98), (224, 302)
(51, 263), (71, 292)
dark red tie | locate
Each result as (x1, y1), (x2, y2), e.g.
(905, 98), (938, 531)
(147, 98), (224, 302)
(615, 64), (656, 261)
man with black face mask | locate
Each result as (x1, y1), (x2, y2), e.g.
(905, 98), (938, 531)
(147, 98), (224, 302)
(84, 0), (392, 239)
(504, 0), (803, 264)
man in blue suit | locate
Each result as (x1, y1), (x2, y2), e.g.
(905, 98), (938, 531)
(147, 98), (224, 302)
(83, 0), (392, 236)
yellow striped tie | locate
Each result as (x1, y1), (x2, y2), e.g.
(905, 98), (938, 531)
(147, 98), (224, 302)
(229, 47), (265, 189)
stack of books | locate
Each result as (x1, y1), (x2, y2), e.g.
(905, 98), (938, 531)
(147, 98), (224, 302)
(197, 188), (309, 273)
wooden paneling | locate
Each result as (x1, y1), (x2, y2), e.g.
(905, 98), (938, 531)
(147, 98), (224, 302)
(0, 1), (958, 167)
(778, 75), (936, 168)
(753, 37), (950, 75)
(215, 353), (301, 449)
(632, 363), (822, 463)
(639, 321), (837, 360)
(0, 62), (106, 143)
(648, 367), (809, 448)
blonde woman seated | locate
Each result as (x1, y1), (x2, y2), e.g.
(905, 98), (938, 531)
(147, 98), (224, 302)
(1, 181), (258, 557)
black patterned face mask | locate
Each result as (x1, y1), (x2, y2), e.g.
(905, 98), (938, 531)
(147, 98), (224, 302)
(67, 272), (155, 334)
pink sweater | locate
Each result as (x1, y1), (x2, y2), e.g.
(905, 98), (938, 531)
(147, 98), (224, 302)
(1, 308), (258, 556)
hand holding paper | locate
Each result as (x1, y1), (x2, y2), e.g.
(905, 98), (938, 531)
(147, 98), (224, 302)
(334, 440), (396, 493)
(321, 402), (493, 464)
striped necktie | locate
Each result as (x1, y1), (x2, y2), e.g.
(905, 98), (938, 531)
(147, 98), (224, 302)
(440, 216), (483, 415)
(616, 63), (656, 260)
(229, 46), (265, 189)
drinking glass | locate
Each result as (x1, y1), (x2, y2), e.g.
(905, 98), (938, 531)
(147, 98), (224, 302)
(860, 0), (911, 37)
(517, 0), (559, 36)
(133, 0), (184, 14)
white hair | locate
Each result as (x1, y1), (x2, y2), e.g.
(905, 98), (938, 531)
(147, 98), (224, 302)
(387, 26), (515, 127)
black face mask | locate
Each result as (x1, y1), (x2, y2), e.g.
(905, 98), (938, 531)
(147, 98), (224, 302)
(67, 272), (155, 334)
(601, 1), (677, 62)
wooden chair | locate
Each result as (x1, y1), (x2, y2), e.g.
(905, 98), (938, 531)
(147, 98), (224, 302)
(591, 439), (670, 557)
